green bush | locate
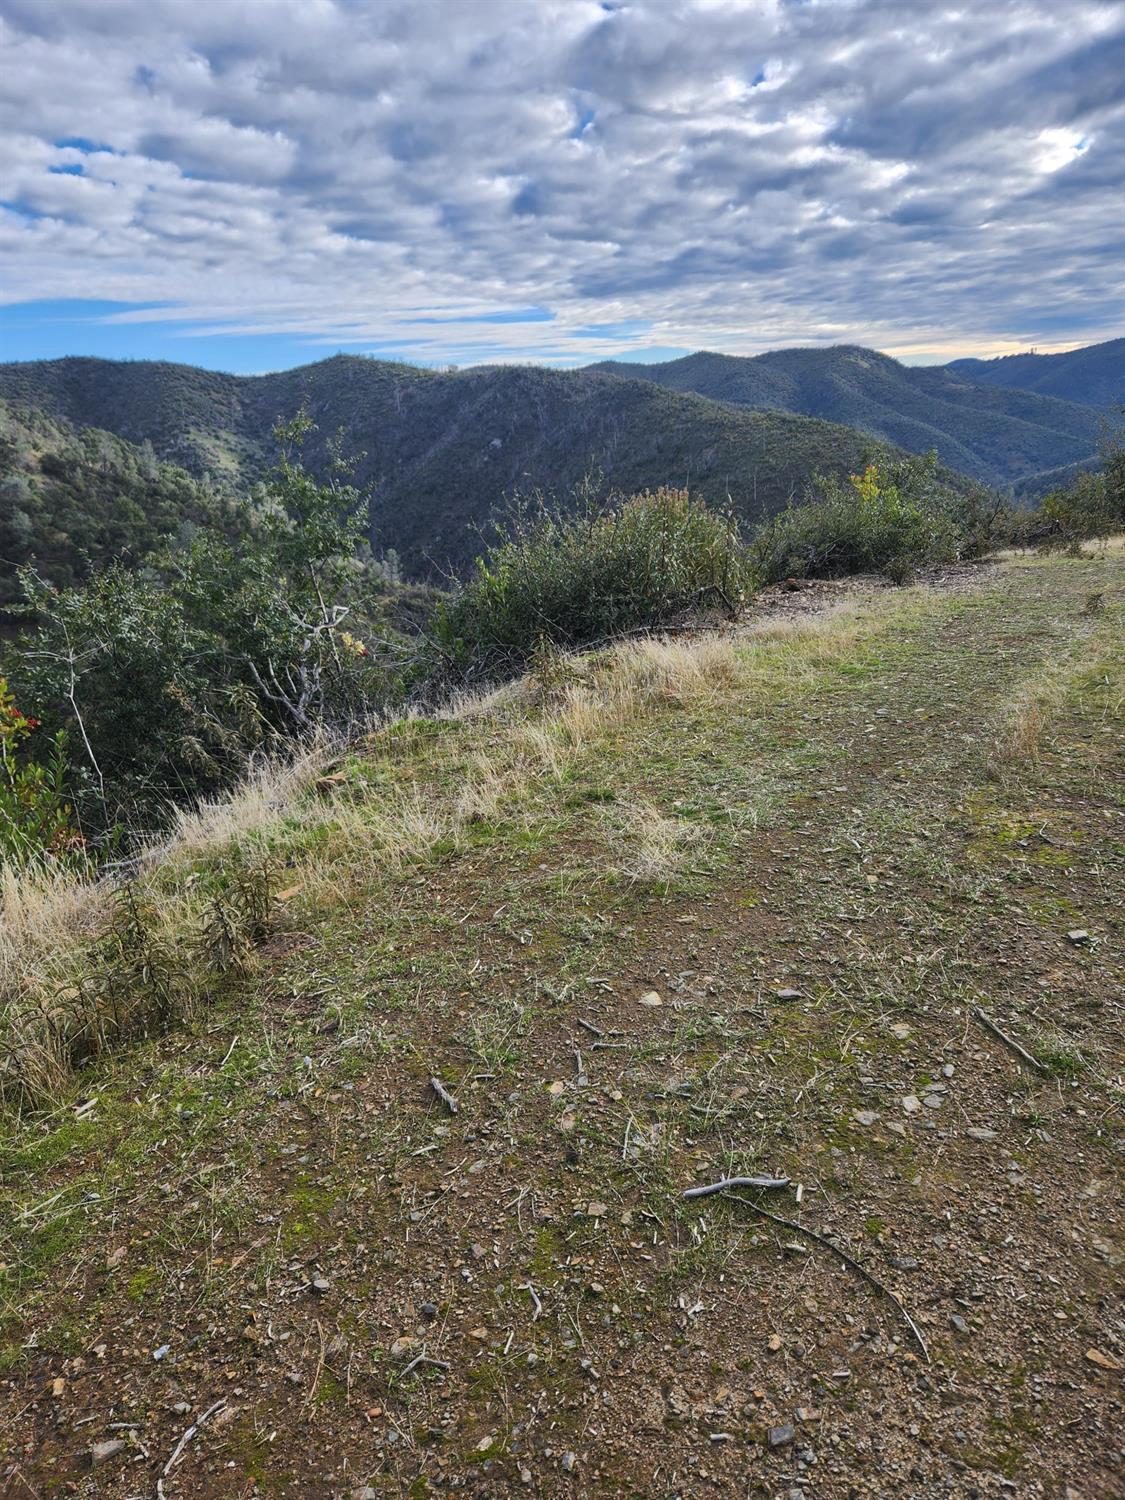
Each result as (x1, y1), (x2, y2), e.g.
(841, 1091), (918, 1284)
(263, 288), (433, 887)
(0, 676), (82, 869)
(430, 487), (751, 680)
(2, 417), (401, 841)
(749, 451), (965, 584)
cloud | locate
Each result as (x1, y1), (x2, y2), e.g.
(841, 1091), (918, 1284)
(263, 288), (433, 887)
(0, 0), (1123, 367)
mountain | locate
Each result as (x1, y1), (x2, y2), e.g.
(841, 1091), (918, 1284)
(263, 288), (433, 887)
(0, 400), (218, 608)
(0, 355), (924, 576)
(947, 336), (1125, 409)
(587, 345), (1103, 489)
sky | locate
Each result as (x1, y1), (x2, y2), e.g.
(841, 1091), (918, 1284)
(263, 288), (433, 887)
(0, 0), (1123, 374)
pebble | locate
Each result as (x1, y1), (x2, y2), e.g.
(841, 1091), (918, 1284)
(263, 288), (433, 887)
(637, 991), (663, 1008)
(950, 1314), (971, 1336)
(902, 1095), (922, 1113)
(923, 1093), (944, 1109)
(1066, 929), (1090, 944)
(852, 1109), (879, 1127)
(561, 1451), (577, 1472)
(421, 1302), (438, 1321)
(776, 988), (803, 1001)
(966, 1127), (997, 1141)
(151, 1344), (170, 1361)
(768, 1424), (796, 1449)
(941, 1063), (955, 1078)
(91, 1440), (125, 1466)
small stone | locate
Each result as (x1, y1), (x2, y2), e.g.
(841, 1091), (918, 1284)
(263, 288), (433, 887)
(588, 1282), (605, 1297)
(923, 1093), (944, 1109)
(352, 1489), (378, 1500)
(768, 1424), (796, 1449)
(561, 1450), (577, 1472)
(50, 1377), (65, 1398)
(637, 990), (663, 1008)
(1066, 929), (1090, 944)
(852, 1109), (879, 1127)
(586, 1201), (608, 1217)
(950, 1314), (970, 1336)
(966, 1127), (997, 1142)
(151, 1344), (170, 1361)
(767, 1333), (782, 1352)
(902, 1095), (922, 1114)
(889, 1021), (912, 1039)
(420, 1302), (438, 1321)
(91, 1440), (126, 1466)
(941, 1063), (955, 1078)
(775, 988), (803, 1002)
(520, 1467), (533, 1485)
(890, 1255), (919, 1271)
(1084, 1347), (1122, 1372)
(391, 1336), (419, 1358)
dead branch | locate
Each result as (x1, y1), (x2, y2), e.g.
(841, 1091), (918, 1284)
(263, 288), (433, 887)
(687, 1184), (930, 1363)
(156, 1398), (227, 1497)
(971, 1006), (1049, 1074)
(400, 1351), (451, 1380)
(683, 1175), (790, 1199)
(429, 1077), (459, 1114)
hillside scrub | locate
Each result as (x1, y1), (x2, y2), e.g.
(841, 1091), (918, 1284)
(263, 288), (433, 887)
(430, 486), (752, 680)
(748, 451), (978, 584)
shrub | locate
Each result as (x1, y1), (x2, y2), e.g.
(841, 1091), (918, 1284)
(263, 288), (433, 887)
(2, 416), (400, 841)
(0, 676), (82, 869)
(430, 488), (751, 681)
(749, 451), (964, 584)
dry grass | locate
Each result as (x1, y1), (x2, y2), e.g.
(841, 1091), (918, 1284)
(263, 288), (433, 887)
(609, 801), (707, 884)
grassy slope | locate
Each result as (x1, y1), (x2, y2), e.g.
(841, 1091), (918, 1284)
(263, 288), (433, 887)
(0, 356), (941, 576)
(589, 346), (1104, 489)
(1, 550), (1123, 1497)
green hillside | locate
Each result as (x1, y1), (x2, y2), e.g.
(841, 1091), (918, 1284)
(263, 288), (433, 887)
(948, 335), (1125, 409)
(0, 356), (940, 577)
(589, 345), (1103, 489)
(0, 402), (219, 607)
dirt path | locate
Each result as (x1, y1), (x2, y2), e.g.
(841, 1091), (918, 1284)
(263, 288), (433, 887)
(2, 550), (1122, 1499)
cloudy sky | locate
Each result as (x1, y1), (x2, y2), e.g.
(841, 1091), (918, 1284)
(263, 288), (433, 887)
(1, 0), (1123, 372)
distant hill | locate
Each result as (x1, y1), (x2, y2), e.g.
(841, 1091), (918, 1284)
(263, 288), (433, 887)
(0, 355), (925, 576)
(587, 345), (1103, 490)
(947, 337), (1125, 410)
(0, 401), (217, 608)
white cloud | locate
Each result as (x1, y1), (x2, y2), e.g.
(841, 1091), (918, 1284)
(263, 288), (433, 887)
(0, 0), (1123, 364)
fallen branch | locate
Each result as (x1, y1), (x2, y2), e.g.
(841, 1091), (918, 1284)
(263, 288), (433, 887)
(971, 1007), (1048, 1075)
(156, 1399), (227, 1497)
(683, 1175), (790, 1199)
(576, 1018), (604, 1038)
(401, 1351), (451, 1380)
(686, 1183), (929, 1363)
(429, 1077), (459, 1114)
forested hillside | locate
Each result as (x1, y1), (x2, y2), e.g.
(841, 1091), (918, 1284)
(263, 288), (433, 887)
(588, 345), (1104, 489)
(0, 402), (218, 607)
(948, 336), (1125, 408)
(0, 356), (934, 576)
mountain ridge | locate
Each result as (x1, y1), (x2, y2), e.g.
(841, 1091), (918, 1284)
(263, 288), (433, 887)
(0, 354), (935, 577)
(586, 343), (1109, 489)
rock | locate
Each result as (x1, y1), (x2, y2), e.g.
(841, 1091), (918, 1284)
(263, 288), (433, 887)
(775, 988), (803, 1001)
(91, 1440), (126, 1466)
(768, 1424), (796, 1449)
(1084, 1347), (1122, 1372)
(923, 1093), (944, 1109)
(151, 1344), (170, 1361)
(902, 1095), (922, 1114)
(421, 1302), (438, 1321)
(585, 1201), (607, 1217)
(890, 1255), (919, 1271)
(1066, 929), (1090, 944)
(941, 1063), (955, 1078)
(587, 1282), (605, 1296)
(352, 1488), (379, 1499)
(561, 1450), (577, 1472)
(950, 1314), (970, 1336)
(889, 1021), (912, 1040)
(966, 1127), (997, 1141)
(391, 1336), (419, 1358)
(637, 991), (663, 1007)
(852, 1109), (879, 1126)
(106, 1245), (127, 1269)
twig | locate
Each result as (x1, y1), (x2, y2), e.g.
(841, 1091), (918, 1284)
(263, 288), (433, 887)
(683, 1175), (790, 1199)
(576, 1018), (604, 1037)
(687, 1185), (930, 1363)
(429, 1077), (459, 1114)
(156, 1399), (227, 1496)
(971, 1007), (1048, 1074)
(217, 1035), (239, 1070)
(520, 1282), (543, 1319)
(400, 1351), (451, 1379)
